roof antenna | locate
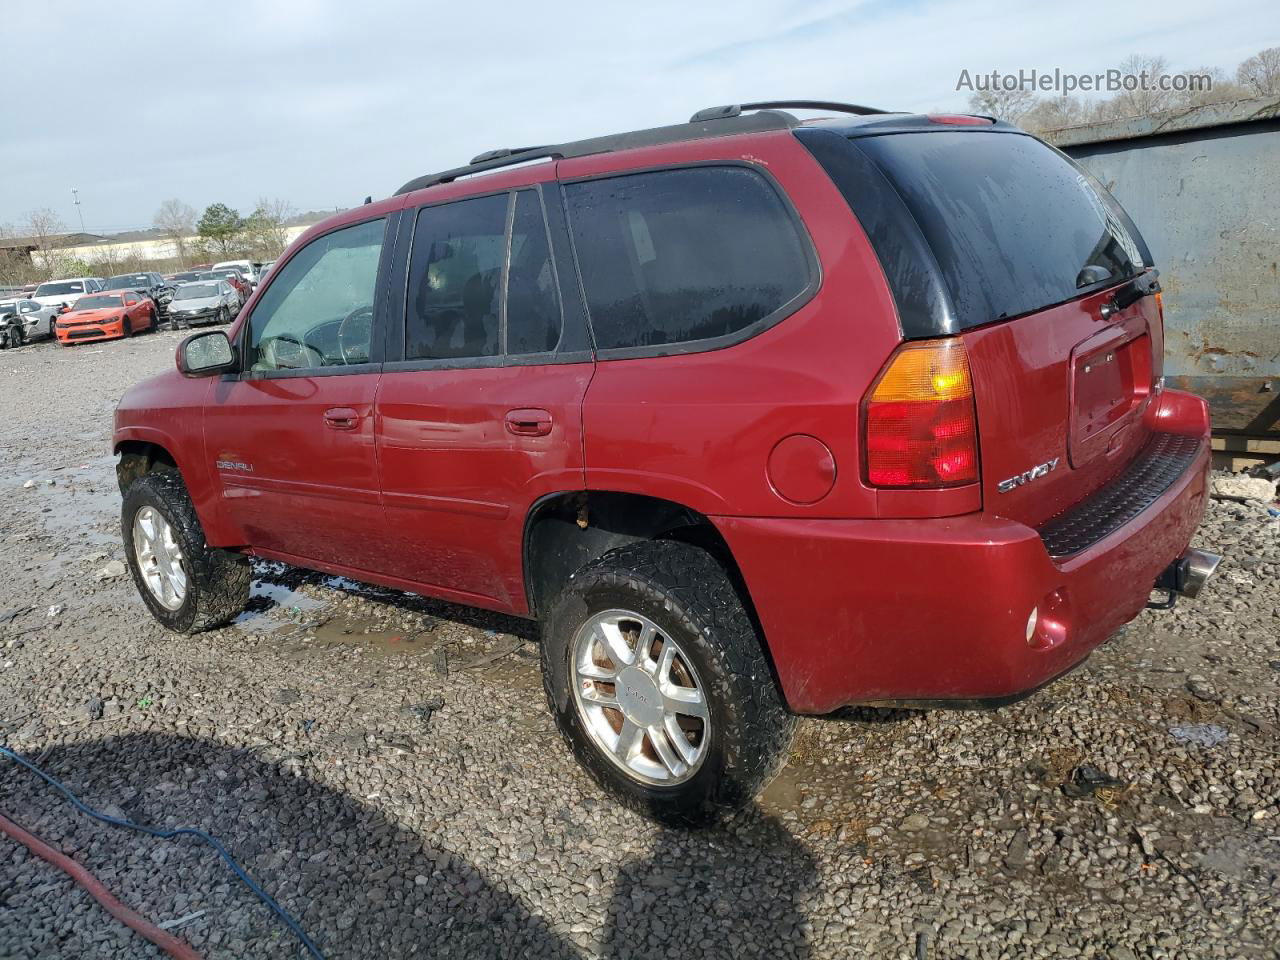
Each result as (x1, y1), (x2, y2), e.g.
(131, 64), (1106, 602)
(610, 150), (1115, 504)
(363, 196), (372, 205)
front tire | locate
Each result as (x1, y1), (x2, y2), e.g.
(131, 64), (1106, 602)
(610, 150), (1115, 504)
(541, 540), (795, 824)
(122, 472), (250, 633)
(122, 317), (133, 338)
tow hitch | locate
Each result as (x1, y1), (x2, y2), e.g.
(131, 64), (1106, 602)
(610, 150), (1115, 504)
(1147, 548), (1222, 610)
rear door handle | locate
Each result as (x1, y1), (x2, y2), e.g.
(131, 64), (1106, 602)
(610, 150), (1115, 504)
(505, 408), (553, 437)
(323, 407), (360, 430)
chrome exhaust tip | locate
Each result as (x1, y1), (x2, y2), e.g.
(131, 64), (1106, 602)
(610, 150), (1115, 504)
(1155, 548), (1222, 602)
(1175, 549), (1221, 599)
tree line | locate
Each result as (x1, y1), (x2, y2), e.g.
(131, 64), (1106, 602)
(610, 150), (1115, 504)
(0, 198), (297, 287)
(970, 46), (1280, 131)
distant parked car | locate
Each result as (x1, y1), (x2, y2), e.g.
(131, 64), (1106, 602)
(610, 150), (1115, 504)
(103, 272), (175, 317)
(0, 297), (62, 341)
(168, 271), (203, 284)
(195, 269), (250, 304)
(257, 260), (276, 281)
(213, 259), (262, 285)
(56, 290), (156, 344)
(166, 280), (239, 327)
(31, 277), (104, 311)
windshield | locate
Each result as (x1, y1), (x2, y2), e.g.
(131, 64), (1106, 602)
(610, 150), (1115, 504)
(104, 275), (151, 290)
(71, 294), (123, 311)
(851, 132), (1146, 330)
(175, 284), (220, 299)
(35, 280), (86, 296)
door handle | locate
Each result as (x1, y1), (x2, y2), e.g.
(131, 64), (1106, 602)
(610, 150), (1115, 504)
(323, 407), (360, 430)
(505, 408), (553, 437)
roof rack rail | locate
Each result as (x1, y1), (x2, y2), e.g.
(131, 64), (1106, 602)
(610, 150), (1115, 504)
(689, 100), (890, 122)
(470, 146), (550, 165)
(394, 109), (795, 196)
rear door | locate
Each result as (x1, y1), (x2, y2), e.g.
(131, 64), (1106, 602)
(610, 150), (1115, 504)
(374, 181), (594, 611)
(203, 214), (397, 569)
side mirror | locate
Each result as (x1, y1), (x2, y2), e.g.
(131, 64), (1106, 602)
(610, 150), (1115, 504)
(177, 330), (237, 377)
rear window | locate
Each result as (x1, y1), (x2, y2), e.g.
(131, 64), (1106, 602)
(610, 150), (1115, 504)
(853, 132), (1146, 330)
(36, 281), (85, 296)
(564, 166), (814, 353)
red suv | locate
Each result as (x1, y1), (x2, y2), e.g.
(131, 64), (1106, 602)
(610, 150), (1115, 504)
(114, 101), (1218, 822)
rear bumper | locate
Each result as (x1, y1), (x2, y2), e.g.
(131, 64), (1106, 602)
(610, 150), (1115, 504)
(716, 389), (1211, 714)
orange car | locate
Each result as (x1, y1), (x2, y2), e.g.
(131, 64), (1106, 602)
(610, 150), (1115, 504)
(56, 291), (157, 345)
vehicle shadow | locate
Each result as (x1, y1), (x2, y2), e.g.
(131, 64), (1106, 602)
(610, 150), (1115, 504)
(0, 733), (817, 959)
(602, 811), (818, 960)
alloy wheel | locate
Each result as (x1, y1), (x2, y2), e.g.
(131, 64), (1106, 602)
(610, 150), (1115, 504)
(133, 505), (188, 610)
(571, 609), (711, 786)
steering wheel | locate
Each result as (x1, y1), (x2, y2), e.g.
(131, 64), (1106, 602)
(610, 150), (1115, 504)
(337, 304), (373, 365)
(258, 333), (324, 370)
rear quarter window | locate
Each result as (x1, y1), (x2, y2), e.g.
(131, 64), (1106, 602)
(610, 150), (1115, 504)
(564, 166), (815, 354)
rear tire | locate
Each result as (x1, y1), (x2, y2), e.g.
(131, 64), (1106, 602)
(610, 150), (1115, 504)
(541, 540), (795, 824)
(122, 472), (250, 634)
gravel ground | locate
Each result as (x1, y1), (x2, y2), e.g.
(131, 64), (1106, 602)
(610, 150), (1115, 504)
(0, 331), (1277, 959)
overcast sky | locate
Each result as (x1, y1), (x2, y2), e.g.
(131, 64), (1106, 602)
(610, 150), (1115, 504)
(0, 0), (1271, 235)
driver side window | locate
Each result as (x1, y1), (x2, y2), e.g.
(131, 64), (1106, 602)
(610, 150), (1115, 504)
(247, 218), (385, 372)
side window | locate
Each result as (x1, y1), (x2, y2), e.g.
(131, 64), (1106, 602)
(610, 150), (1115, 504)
(405, 194), (508, 361)
(505, 190), (562, 355)
(564, 166), (812, 352)
(246, 217), (384, 372)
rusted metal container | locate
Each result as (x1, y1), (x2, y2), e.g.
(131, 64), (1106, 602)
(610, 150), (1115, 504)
(1045, 97), (1280, 438)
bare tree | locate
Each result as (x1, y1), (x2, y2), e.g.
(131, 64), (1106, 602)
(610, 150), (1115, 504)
(1236, 46), (1280, 96)
(966, 86), (1036, 123)
(1019, 95), (1094, 135)
(24, 208), (69, 275)
(1098, 54), (1176, 120)
(242, 197), (295, 259)
(153, 199), (198, 267)
(1168, 66), (1246, 109)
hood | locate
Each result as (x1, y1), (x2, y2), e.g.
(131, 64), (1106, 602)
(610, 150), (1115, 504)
(33, 293), (86, 308)
(63, 308), (122, 322)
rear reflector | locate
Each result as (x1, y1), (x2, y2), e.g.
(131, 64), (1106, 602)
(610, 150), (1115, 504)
(863, 338), (979, 488)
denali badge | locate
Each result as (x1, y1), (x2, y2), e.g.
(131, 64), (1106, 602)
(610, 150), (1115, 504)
(997, 457), (1059, 494)
(215, 460), (253, 472)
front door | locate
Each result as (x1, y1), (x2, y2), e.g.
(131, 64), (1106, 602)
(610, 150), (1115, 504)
(203, 215), (396, 570)
(375, 184), (594, 610)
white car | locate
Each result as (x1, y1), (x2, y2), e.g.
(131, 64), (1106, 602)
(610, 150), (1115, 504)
(212, 259), (260, 285)
(31, 277), (104, 312)
(0, 297), (62, 341)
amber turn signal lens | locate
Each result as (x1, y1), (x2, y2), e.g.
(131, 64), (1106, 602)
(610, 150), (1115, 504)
(863, 339), (979, 488)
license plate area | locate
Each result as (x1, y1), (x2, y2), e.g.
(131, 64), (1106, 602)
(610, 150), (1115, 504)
(1068, 320), (1152, 468)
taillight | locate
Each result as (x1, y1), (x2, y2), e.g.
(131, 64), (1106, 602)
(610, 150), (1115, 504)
(863, 338), (979, 488)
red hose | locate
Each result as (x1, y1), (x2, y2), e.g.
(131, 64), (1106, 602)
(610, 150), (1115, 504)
(0, 811), (202, 960)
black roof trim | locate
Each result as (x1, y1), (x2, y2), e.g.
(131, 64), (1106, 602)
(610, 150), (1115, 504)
(689, 100), (889, 122)
(470, 146), (550, 164)
(394, 111), (798, 196)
